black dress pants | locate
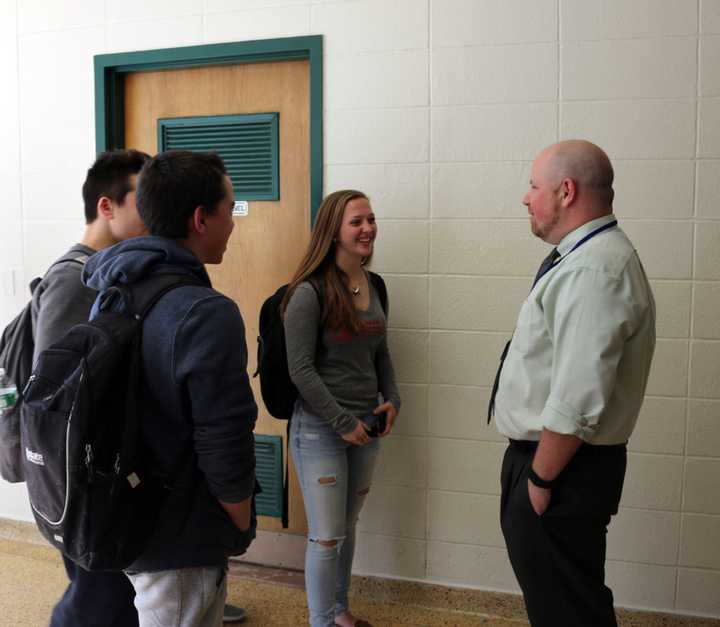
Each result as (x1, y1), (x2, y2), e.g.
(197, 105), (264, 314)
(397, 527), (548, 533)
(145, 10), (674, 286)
(500, 439), (626, 627)
(49, 555), (139, 627)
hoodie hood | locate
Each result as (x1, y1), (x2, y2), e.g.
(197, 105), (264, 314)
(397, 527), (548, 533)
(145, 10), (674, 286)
(83, 236), (210, 292)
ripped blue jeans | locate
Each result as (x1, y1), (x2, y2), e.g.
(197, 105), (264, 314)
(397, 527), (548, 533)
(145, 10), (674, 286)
(290, 404), (380, 627)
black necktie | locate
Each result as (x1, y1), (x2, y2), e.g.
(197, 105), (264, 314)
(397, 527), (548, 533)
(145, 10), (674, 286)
(486, 248), (561, 424)
(532, 247), (560, 288)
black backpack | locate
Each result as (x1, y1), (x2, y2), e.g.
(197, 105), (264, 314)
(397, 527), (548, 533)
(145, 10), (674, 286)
(21, 273), (198, 571)
(0, 254), (86, 483)
(254, 272), (388, 421)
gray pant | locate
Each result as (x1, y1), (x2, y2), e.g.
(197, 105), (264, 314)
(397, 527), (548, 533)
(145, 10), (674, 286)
(126, 567), (227, 627)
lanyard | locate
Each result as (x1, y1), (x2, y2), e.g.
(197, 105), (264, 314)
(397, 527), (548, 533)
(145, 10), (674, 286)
(535, 219), (618, 286)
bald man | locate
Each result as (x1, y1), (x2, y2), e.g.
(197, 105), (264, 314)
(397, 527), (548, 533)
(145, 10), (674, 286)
(488, 140), (656, 626)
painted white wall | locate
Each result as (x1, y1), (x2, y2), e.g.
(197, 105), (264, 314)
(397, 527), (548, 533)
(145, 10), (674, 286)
(1, 0), (719, 618)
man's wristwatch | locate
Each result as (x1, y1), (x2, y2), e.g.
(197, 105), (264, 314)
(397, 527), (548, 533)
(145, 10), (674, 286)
(528, 466), (556, 489)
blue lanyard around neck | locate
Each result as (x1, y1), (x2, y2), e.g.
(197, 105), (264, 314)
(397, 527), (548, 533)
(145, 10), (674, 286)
(536, 219), (618, 286)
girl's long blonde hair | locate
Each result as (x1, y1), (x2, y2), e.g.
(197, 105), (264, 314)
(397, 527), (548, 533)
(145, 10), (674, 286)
(281, 189), (373, 332)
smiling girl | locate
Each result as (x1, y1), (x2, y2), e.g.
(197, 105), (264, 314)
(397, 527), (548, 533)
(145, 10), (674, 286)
(281, 190), (401, 627)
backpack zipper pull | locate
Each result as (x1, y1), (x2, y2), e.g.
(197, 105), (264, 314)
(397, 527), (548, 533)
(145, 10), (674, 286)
(22, 374), (36, 396)
(85, 444), (94, 480)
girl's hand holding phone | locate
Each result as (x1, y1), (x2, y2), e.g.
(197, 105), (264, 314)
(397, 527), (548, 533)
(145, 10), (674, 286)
(374, 401), (397, 438)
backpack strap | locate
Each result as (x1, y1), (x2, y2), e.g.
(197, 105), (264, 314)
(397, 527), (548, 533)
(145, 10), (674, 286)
(53, 252), (89, 267)
(30, 252), (90, 296)
(50, 251), (89, 269)
(126, 273), (203, 320)
(116, 274), (203, 490)
(368, 271), (388, 316)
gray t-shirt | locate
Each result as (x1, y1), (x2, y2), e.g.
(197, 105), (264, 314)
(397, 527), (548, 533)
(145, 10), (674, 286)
(284, 278), (401, 434)
(31, 244), (95, 362)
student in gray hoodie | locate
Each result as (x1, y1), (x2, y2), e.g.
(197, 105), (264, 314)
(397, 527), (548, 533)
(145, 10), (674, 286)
(31, 149), (149, 627)
(82, 150), (257, 627)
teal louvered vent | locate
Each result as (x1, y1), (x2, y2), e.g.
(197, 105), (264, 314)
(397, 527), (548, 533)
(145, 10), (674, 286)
(157, 113), (279, 201)
(253, 434), (284, 518)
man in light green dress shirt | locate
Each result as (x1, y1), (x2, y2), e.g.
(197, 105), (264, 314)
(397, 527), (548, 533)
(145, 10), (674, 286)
(492, 140), (656, 627)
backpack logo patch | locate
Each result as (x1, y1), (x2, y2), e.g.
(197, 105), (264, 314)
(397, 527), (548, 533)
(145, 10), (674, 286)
(25, 447), (44, 466)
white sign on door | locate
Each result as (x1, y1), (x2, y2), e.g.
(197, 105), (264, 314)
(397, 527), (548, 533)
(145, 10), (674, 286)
(232, 201), (249, 217)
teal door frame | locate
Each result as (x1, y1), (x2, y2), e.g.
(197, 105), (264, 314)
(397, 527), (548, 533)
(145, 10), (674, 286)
(93, 35), (323, 220)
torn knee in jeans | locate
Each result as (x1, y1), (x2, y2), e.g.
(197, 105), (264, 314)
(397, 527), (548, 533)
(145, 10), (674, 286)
(314, 539), (338, 547)
(357, 487), (370, 496)
(317, 475), (337, 486)
(309, 537), (345, 555)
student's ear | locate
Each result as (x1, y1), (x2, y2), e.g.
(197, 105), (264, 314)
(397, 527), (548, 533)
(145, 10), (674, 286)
(188, 206), (206, 234)
(97, 196), (114, 220)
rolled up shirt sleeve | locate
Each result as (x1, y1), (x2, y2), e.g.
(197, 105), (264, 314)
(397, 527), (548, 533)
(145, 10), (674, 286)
(539, 267), (638, 441)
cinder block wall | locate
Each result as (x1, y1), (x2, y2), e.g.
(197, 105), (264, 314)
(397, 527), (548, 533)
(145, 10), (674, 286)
(0, 0), (718, 618)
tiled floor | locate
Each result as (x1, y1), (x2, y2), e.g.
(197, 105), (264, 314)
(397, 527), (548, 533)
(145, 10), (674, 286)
(0, 536), (524, 626)
(227, 562), (720, 627)
(227, 562), (528, 625)
(0, 518), (718, 627)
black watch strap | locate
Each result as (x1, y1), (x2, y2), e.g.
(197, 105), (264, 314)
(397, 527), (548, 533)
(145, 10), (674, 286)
(528, 466), (555, 489)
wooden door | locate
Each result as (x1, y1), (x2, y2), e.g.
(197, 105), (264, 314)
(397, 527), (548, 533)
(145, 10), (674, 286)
(124, 60), (310, 534)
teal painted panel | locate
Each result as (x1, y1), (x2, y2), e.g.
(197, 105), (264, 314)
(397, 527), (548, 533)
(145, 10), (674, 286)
(254, 434), (284, 518)
(158, 113), (279, 201)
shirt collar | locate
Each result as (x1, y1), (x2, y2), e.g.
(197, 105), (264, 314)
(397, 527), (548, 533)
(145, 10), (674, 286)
(556, 214), (617, 257)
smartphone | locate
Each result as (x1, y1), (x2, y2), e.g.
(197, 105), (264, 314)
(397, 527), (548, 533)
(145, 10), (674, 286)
(362, 411), (387, 438)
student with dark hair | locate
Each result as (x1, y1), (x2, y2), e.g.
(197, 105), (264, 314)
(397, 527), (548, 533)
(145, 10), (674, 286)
(134, 150), (230, 239)
(81, 150), (150, 224)
(31, 148), (150, 627)
(33, 149), (149, 361)
(82, 150), (257, 627)
(282, 190), (401, 627)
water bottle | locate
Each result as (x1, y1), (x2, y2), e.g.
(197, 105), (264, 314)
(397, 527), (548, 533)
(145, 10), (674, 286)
(0, 368), (18, 413)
